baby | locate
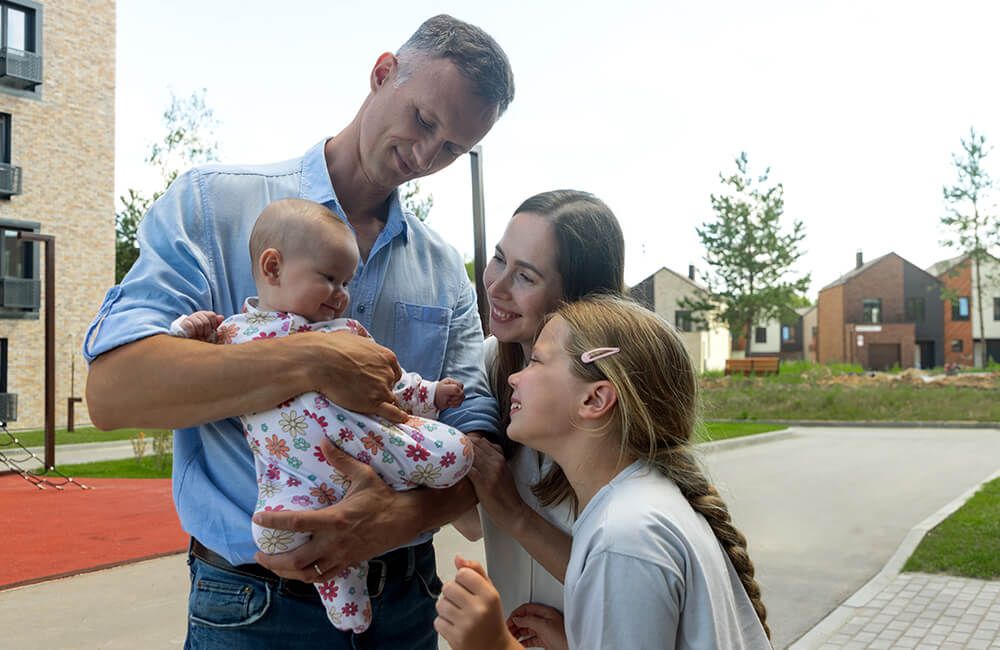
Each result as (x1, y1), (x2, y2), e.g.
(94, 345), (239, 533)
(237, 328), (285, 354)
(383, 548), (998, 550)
(171, 198), (474, 633)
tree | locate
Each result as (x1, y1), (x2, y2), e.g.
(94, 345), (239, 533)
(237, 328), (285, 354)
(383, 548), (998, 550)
(402, 180), (433, 222)
(682, 152), (810, 356)
(116, 90), (220, 281)
(941, 127), (998, 367)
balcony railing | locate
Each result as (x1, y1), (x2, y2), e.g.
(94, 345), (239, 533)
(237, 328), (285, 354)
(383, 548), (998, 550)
(0, 276), (39, 309)
(0, 163), (22, 196)
(0, 46), (42, 90)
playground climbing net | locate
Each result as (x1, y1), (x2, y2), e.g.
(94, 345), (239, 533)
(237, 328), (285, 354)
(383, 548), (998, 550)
(0, 423), (89, 490)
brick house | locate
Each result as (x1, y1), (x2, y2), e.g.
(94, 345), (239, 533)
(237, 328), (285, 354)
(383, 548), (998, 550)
(631, 265), (731, 373)
(927, 252), (1000, 367)
(817, 252), (944, 370)
(0, 1), (115, 430)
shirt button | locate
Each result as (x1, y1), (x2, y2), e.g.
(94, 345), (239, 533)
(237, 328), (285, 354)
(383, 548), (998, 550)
(358, 305), (366, 313)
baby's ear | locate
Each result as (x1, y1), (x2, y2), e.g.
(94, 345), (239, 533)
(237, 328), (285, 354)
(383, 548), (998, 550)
(580, 381), (617, 420)
(259, 248), (282, 285)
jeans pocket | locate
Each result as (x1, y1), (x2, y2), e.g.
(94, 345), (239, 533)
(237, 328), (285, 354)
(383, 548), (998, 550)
(189, 562), (271, 629)
(414, 560), (442, 600)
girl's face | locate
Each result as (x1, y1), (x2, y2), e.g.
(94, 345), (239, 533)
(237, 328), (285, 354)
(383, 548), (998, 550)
(483, 212), (564, 353)
(506, 316), (586, 452)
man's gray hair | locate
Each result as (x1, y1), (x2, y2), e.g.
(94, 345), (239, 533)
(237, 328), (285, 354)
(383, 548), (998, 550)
(396, 14), (514, 116)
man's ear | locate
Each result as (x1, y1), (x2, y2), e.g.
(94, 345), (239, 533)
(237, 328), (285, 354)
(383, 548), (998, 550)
(579, 381), (618, 421)
(370, 52), (398, 91)
(259, 248), (282, 286)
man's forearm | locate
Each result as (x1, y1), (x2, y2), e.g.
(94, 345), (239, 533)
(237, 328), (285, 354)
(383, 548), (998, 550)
(86, 334), (311, 430)
(398, 478), (478, 537)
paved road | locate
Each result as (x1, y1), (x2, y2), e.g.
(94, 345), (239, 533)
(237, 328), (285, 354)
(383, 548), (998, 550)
(2, 426), (999, 649)
(701, 426), (1000, 648)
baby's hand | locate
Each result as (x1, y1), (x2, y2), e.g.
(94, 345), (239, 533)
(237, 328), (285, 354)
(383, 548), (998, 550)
(180, 311), (224, 341)
(434, 378), (465, 411)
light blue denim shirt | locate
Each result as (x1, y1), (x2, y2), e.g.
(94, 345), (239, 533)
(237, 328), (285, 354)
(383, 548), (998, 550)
(84, 139), (498, 564)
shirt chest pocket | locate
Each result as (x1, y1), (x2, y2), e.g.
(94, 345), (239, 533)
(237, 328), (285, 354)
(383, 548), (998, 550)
(393, 302), (451, 380)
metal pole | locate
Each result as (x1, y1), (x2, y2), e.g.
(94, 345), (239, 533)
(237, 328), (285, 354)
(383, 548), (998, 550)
(469, 146), (489, 335)
(17, 232), (54, 469)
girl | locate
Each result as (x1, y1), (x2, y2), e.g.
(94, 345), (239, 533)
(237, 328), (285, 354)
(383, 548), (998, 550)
(438, 296), (771, 649)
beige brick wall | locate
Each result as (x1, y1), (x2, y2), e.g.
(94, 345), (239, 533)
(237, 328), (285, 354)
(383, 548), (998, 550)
(0, 0), (115, 431)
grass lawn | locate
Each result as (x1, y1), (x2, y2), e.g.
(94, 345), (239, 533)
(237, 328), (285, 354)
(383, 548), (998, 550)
(697, 421), (786, 442)
(5, 426), (171, 448)
(57, 454), (173, 479)
(903, 476), (1000, 579)
(702, 381), (1000, 421)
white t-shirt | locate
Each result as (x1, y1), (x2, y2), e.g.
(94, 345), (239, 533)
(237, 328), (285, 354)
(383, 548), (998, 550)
(565, 461), (771, 650)
(480, 337), (573, 617)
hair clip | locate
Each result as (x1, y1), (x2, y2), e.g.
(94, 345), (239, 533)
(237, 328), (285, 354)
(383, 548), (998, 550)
(580, 347), (620, 364)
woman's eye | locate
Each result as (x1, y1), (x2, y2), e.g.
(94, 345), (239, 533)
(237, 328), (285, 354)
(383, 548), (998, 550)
(518, 273), (534, 284)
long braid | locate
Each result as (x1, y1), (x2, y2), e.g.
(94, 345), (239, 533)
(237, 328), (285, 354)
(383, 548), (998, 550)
(654, 446), (771, 640)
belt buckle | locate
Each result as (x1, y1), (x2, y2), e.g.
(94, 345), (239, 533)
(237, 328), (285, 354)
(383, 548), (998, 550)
(368, 559), (388, 598)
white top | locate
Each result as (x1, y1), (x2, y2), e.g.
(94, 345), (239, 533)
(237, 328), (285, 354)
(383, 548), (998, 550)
(565, 461), (771, 650)
(480, 337), (574, 618)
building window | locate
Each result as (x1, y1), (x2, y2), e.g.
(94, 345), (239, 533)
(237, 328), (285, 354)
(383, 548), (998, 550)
(994, 297), (1000, 321)
(862, 298), (882, 324)
(781, 325), (797, 343)
(0, 112), (18, 197)
(0, 219), (39, 317)
(905, 296), (925, 323)
(674, 310), (693, 333)
(952, 296), (970, 321)
(951, 339), (964, 353)
(0, 0), (42, 96)
(754, 327), (767, 344)
(0, 337), (6, 392)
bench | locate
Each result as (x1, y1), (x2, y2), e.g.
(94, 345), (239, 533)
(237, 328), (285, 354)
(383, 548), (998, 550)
(724, 357), (780, 376)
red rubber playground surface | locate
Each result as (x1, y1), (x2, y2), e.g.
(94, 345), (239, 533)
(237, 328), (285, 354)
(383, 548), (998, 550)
(0, 474), (187, 590)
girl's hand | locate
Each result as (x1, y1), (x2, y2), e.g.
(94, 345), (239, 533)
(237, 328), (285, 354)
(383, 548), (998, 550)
(508, 603), (568, 650)
(467, 435), (529, 533)
(434, 555), (522, 650)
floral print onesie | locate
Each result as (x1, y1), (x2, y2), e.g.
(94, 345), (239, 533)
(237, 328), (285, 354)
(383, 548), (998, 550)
(171, 298), (473, 633)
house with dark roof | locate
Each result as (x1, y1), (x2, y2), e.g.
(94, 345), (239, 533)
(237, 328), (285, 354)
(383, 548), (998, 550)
(817, 252), (944, 370)
(630, 265), (731, 373)
(927, 252), (1000, 366)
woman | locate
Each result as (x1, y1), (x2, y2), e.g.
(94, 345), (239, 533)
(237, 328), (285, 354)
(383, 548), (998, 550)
(437, 296), (771, 649)
(474, 189), (626, 620)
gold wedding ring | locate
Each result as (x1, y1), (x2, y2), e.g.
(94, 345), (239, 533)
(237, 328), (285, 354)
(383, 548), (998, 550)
(314, 563), (323, 577)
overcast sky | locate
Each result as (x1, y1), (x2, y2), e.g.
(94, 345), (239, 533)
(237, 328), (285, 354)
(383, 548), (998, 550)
(116, 1), (1000, 296)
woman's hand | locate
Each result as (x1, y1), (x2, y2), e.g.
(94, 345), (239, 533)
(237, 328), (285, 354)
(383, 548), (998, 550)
(467, 434), (529, 534)
(508, 603), (568, 650)
(435, 556), (523, 650)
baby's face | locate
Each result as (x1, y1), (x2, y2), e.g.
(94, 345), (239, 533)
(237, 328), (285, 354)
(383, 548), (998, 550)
(271, 233), (359, 322)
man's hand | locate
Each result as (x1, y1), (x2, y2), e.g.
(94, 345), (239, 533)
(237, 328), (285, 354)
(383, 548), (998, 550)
(507, 603), (568, 650)
(435, 555), (523, 650)
(434, 378), (465, 411)
(306, 330), (407, 423)
(253, 437), (409, 582)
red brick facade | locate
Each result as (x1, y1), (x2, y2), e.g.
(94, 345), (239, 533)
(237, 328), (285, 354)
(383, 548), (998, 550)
(937, 258), (973, 366)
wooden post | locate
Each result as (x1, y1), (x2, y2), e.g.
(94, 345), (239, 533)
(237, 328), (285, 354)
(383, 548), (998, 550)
(469, 146), (489, 335)
(17, 232), (55, 469)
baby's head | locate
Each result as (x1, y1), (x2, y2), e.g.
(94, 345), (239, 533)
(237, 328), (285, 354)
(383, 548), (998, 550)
(249, 198), (360, 322)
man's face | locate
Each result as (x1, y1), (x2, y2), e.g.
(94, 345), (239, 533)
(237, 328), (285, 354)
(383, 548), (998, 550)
(358, 54), (499, 191)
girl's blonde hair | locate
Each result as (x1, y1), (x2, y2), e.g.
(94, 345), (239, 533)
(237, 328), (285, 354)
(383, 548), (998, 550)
(538, 294), (770, 639)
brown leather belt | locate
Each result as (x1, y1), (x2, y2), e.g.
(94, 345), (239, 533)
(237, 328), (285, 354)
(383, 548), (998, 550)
(189, 537), (432, 600)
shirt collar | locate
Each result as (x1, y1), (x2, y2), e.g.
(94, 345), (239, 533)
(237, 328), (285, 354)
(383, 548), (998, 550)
(301, 138), (409, 244)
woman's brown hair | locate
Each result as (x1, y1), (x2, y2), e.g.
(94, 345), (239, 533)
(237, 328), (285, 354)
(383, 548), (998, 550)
(488, 189), (625, 448)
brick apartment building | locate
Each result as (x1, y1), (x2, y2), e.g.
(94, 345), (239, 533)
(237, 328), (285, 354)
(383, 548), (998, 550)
(0, 1), (115, 430)
(928, 252), (1000, 367)
(818, 252), (944, 370)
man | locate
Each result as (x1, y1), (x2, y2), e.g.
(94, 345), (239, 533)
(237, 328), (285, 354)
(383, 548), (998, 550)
(84, 14), (513, 648)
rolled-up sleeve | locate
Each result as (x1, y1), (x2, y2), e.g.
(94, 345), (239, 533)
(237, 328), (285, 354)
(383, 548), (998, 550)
(437, 276), (499, 435)
(83, 170), (216, 363)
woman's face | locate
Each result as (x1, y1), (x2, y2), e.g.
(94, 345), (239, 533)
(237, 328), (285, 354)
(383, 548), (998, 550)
(483, 212), (564, 351)
(506, 316), (583, 451)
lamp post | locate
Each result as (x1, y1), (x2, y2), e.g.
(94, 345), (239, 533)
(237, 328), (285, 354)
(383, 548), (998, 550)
(16, 231), (55, 470)
(469, 146), (489, 334)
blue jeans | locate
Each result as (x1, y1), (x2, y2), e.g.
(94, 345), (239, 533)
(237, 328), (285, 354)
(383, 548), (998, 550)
(185, 544), (441, 649)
